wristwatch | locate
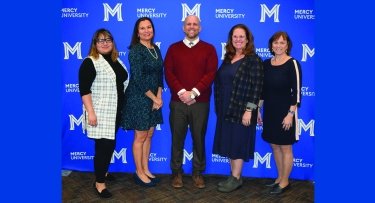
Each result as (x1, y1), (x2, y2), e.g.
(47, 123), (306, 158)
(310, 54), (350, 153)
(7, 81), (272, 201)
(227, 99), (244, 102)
(288, 110), (295, 115)
(190, 92), (196, 99)
(245, 108), (253, 112)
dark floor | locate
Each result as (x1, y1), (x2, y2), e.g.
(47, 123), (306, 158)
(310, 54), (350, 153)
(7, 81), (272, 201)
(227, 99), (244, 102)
(62, 171), (314, 203)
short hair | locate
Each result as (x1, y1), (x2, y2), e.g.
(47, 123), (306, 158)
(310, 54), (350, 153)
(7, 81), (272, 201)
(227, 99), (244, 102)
(268, 31), (292, 56)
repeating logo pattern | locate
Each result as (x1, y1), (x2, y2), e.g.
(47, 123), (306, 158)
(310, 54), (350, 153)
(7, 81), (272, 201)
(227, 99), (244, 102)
(62, 0), (315, 180)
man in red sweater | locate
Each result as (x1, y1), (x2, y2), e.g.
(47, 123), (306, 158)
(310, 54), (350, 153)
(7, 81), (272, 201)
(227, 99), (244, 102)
(164, 15), (218, 189)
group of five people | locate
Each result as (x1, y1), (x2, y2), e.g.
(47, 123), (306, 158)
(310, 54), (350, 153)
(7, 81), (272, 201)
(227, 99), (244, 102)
(78, 15), (302, 199)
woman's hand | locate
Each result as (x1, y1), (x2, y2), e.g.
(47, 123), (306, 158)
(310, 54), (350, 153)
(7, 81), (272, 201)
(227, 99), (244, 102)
(146, 89), (163, 110)
(88, 112), (98, 127)
(242, 111), (252, 126)
(152, 97), (163, 110)
(282, 113), (293, 130)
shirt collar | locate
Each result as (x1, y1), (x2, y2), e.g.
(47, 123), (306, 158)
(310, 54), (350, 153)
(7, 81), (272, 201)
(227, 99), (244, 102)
(183, 37), (199, 48)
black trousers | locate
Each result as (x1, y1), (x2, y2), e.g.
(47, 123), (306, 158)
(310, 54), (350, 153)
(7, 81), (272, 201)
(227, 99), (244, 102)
(94, 112), (121, 183)
(94, 138), (116, 183)
(169, 101), (209, 175)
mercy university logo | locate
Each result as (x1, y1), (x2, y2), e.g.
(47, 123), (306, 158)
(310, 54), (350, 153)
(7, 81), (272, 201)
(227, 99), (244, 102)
(302, 44), (314, 62)
(63, 42), (82, 60)
(181, 3), (201, 21)
(103, 3), (123, 21)
(260, 4), (280, 22)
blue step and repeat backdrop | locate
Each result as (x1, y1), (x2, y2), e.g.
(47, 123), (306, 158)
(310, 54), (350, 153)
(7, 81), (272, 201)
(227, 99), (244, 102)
(62, 0), (315, 180)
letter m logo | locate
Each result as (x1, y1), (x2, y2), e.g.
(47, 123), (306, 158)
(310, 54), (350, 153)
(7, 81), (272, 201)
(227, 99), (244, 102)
(260, 4), (280, 22)
(181, 3), (201, 21)
(111, 148), (127, 163)
(302, 44), (315, 62)
(103, 3), (123, 21)
(253, 152), (272, 168)
(183, 149), (193, 164)
(298, 119), (315, 137)
(63, 42), (82, 60)
(69, 114), (84, 131)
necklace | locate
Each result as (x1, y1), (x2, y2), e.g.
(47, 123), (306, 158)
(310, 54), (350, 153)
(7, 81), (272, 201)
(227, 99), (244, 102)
(146, 47), (158, 60)
(141, 42), (158, 60)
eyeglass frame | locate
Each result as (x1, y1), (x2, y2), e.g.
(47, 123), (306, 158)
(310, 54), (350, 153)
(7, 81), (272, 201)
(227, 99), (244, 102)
(96, 37), (113, 44)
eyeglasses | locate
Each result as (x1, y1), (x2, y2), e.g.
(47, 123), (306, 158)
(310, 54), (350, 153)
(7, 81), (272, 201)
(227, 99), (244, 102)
(97, 38), (113, 44)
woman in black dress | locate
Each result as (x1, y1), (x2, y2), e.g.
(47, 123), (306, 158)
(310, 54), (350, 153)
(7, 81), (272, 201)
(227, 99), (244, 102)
(213, 24), (263, 193)
(258, 31), (302, 195)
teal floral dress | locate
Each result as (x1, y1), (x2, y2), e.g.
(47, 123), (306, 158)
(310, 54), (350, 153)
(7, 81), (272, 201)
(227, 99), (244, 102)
(121, 43), (164, 130)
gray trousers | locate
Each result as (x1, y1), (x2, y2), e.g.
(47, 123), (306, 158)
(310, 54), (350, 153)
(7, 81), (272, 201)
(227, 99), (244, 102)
(169, 101), (209, 175)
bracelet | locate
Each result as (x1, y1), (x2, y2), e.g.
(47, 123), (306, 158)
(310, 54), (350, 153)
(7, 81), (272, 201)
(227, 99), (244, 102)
(245, 109), (252, 112)
(288, 110), (295, 115)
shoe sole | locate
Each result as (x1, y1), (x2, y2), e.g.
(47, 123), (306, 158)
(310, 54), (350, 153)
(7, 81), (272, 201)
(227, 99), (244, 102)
(194, 184), (206, 189)
(171, 184), (183, 188)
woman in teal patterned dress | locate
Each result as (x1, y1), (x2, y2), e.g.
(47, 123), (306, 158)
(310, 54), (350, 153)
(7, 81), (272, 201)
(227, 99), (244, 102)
(121, 17), (163, 187)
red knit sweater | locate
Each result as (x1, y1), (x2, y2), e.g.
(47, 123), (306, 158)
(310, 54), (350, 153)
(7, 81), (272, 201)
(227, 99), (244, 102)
(164, 40), (218, 102)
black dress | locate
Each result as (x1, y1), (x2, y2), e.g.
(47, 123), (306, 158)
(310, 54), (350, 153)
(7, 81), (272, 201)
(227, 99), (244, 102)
(261, 58), (302, 145)
(212, 59), (256, 161)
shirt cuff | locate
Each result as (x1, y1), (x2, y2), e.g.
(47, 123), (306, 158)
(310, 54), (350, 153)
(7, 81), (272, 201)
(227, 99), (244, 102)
(177, 89), (186, 96)
(246, 102), (258, 110)
(192, 88), (200, 96)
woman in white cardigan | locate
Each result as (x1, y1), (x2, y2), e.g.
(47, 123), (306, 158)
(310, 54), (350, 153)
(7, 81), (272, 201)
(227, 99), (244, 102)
(79, 28), (129, 198)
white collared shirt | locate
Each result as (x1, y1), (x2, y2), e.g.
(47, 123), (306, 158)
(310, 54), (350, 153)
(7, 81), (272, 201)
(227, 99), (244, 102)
(183, 37), (199, 48)
(177, 38), (201, 97)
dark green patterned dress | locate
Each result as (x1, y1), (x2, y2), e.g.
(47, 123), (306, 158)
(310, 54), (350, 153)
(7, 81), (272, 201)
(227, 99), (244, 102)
(121, 43), (164, 130)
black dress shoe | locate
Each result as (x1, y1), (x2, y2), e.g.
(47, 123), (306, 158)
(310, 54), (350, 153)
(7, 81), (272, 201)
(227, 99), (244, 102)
(270, 184), (291, 195)
(265, 182), (279, 188)
(147, 175), (161, 183)
(93, 183), (112, 198)
(105, 173), (116, 181)
(133, 173), (156, 187)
